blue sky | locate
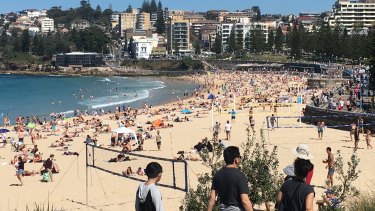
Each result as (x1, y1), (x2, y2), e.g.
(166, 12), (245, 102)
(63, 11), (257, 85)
(0, 0), (334, 15)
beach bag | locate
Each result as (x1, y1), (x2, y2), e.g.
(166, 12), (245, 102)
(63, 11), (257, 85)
(42, 172), (50, 182)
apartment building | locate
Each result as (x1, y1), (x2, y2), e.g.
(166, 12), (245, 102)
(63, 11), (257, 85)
(326, 0), (375, 33)
(217, 22), (268, 50)
(41, 17), (55, 33)
(120, 11), (137, 37)
(25, 9), (47, 19)
(167, 17), (190, 54)
(137, 12), (151, 30)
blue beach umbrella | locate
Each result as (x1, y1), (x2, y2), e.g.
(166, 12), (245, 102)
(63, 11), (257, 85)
(207, 93), (215, 100)
(0, 129), (10, 133)
(181, 109), (192, 114)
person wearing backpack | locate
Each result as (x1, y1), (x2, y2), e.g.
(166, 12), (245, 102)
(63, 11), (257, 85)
(276, 159), (315, 211)
(135, 162), (164, 211)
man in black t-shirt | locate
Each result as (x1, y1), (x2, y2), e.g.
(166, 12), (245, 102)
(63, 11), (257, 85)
(207, 146), (253, 211)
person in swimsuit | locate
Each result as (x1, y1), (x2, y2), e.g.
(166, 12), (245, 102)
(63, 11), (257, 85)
(364, 128), (372, 149)
(16, 156), (24, 186)
(350, 122), (356, 142)
(317, 120), (325, 140)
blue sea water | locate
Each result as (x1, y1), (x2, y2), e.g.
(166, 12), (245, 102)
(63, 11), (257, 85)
(0, 74), (198, 122)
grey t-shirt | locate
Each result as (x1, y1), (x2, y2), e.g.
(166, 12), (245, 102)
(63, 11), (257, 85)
(135, 183), (164, 211)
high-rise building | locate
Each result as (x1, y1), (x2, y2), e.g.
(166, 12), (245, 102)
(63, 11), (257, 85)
(167, 17), (190, 54)
(325, 0), (375, 33)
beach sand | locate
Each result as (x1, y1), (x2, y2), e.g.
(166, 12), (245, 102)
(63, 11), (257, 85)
(0, 73), (374, 211)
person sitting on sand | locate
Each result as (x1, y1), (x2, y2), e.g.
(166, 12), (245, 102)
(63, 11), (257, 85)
(136, 167), (145, 176)
(108, 154), (131, 163)
(317, 189), (340, 210)
(33, 152), (43, 163)
(122, 167), (134, 176)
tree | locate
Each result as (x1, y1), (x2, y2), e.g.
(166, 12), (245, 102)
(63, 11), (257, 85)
(267, 29), (275, 51)
(141, 0), (151, 13)
(275, 26), (283, 52)
(252, 6), (261, 21)
(250, 27), (265, 53)
(194, 41), (201, 55)
(150, 0), (158, 13)
(236, 29), (243, 51)
(128, 37), (134, 58)
(126, 4), (133, 13)
(213, 32), (222, 55)
(226, 29), (237, 53)
(245, 31), (251, 50)
(0, 30), (8, 48)
(290, 25), (301, 59)
(157, 0), (163, 11)
(333, 150), (361, 201)
(155, 10), (165, 34)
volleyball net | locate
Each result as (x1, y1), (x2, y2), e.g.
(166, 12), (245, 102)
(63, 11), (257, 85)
(86, 145), (188, 192)
(265, 114), (375, 129)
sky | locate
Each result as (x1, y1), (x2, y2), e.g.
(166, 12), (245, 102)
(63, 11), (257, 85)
(0, 0), (334, 15)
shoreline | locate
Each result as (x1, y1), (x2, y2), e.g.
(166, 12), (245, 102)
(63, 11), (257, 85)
(0, 66), (205, 77)
(0, 73), (204, 122)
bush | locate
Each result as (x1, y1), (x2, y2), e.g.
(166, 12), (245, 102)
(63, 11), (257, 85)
(182, 129), (283, 211)
(346, 192), (375, 211)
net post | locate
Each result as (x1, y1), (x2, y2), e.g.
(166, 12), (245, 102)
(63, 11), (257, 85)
(85, 143), (88, 206)
(184, 161), (188, 192)
(172, 161), (176, 189)
(265, 116), (269, 128)
(92, 145), (95, 166)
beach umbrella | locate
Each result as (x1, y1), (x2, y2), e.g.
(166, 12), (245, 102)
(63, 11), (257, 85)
(0, 129), (10, 133)
(27, 122), (36, 129)
(180, 109), (192, 114)
(207, 93), (215, 100)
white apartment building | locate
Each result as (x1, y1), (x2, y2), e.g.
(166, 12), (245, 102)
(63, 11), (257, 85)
(326, 0), (375, 33)
(41, 18), (55, 33)
(26, 9), (47, 19)
(132, 36), (153, 59)
(28, 26), (40, 36)
(217, 22), (269, 50)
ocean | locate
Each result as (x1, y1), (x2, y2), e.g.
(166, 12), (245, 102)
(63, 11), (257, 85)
(0, 74), (198, 123)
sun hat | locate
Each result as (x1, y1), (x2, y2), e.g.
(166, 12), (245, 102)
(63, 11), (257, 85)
(292, 144), (313, 160)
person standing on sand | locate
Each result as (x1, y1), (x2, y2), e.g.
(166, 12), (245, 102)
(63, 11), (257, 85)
(155, 130), (162, 151)
(231, 109), (236, 124)
(135, 162), (164, 211)
(323, 147), (335, 188)
(16, 156), (24, 186)
(364, 128), (372, 149)
(225, 120), (231, 141)
(207, 146), (253, 211)
(317, 120), (325, 140)
(354, 123), (360, 149)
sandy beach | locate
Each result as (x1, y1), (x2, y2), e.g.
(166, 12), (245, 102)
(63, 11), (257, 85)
(0, 72), (374, 211)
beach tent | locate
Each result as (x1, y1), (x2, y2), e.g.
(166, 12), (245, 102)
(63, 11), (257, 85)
(152, 119), (163, 128)
(207, 93), (215, 100)
(112, 127), (138, 144)
(180, 109), (192, 114)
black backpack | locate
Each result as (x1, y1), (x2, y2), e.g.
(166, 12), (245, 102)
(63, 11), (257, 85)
(138, 190), (156, 211)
